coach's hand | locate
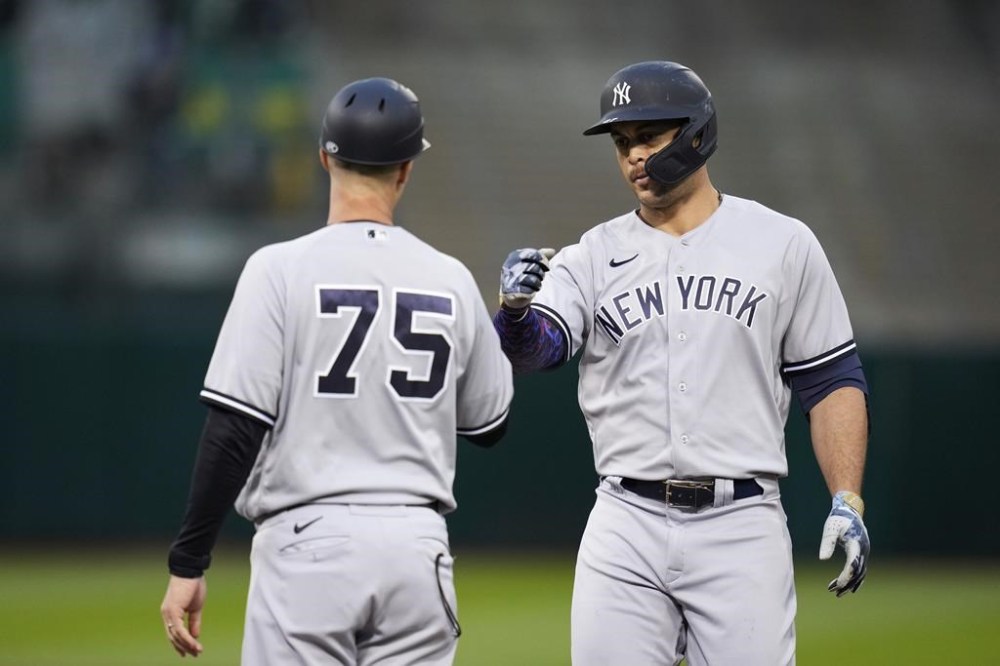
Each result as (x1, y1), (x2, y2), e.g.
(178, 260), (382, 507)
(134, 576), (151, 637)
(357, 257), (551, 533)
(819, 491), (870, 596)
(500, 248), (556, 310)
(161, 574), (207, 657)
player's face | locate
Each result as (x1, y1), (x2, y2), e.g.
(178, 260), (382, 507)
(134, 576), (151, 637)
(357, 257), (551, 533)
(610, 121), (682, 204)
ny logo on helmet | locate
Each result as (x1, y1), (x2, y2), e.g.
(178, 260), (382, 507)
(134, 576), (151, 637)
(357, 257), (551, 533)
(612, 82), (631, 107)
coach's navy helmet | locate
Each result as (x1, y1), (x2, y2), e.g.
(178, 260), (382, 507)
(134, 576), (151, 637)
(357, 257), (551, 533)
(319, 77), (431, 166)
(583, 61), (718, 185)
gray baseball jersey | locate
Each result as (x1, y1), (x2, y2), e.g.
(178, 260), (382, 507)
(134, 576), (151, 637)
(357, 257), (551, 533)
(200, 222), (513, 520)
(531, 194), (855, 480)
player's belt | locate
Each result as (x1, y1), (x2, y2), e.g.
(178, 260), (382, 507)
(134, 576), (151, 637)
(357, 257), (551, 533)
(619, 478), (763, 509)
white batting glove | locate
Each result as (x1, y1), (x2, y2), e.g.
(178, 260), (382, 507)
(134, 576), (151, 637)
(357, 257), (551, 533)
(819, 490), (870, 596)
(499, 248), (556, 311)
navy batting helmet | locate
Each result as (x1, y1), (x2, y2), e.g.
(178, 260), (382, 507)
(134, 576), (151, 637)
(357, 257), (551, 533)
(583, 61), (717, 186)
(319, 77), (431, 166)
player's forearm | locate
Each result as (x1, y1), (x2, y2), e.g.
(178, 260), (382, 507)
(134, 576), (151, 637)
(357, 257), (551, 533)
(168, 406), (266, 577)
(809, 386), (868, 496)
(492, 306), (567, 374)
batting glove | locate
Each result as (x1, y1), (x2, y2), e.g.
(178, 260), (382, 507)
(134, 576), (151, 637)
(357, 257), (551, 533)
(819, 490), (870, 596)
(499, 248), (556, 311)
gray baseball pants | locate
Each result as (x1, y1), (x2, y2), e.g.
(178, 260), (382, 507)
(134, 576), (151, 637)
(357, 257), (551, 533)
(242, 503), (459, 665)
(571, 477), (796, 665)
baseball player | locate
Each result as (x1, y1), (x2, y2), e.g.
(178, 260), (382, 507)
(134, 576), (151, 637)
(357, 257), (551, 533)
(494, 61), (870, 665)
(159, 77), (514, 665)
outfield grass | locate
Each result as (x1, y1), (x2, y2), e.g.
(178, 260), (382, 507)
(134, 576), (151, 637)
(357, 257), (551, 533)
(0, 546), (997, 665)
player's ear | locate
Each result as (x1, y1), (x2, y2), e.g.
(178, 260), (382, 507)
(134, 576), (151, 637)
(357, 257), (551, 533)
(396, 161), (413, 189)
(319, 149), (330, 173)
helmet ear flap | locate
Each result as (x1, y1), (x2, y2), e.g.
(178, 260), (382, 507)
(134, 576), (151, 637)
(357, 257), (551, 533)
(644, 112), (718, 185)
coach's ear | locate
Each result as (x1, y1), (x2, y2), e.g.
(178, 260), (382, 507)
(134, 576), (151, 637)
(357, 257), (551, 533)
(395, 160), (413, 191)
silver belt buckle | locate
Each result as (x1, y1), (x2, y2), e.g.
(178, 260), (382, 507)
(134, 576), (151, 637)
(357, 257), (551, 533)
(664, 479), (715, 507)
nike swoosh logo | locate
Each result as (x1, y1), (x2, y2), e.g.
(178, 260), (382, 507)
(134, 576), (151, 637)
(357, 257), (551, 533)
(609, 253), (639, 268)
(293, 516), (323, 534)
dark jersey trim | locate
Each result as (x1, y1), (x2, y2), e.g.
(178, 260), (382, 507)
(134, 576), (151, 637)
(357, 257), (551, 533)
(462, 413), (510, 448)
(457, 406), (510, 436)
(199, 388), (276, 428)
(781, 339), (857, 376)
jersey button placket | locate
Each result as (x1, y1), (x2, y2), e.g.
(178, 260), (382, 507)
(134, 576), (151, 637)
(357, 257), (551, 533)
(678, 236), (690, 273)
(666, 240), (690, 458)
(678, 379), (689, 447)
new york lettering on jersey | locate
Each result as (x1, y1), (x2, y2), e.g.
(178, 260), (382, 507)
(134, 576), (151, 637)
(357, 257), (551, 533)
(593, 273), (769, 345)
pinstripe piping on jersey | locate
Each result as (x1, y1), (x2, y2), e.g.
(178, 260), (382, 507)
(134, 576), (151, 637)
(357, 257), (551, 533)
(781, 340), (857, 376)
(530, 303), (573, 364)
(199, 389), (277, 428)
(457, 406), (510, 435)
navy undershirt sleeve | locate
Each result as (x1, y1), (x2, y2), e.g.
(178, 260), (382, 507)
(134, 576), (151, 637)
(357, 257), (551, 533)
(167, 405), (267, 578)
(786, 350), (868, 414)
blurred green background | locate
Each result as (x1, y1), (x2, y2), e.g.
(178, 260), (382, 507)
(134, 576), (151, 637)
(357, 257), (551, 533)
(2, 0), (999, 663)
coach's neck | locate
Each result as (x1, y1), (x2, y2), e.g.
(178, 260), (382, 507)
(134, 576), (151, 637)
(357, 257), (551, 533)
(321, 151), (413, 227)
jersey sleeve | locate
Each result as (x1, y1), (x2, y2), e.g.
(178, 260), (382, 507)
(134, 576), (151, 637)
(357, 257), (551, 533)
(530, 242), (593, 361)
(199, 249), (285, 428)
(781, 228), (857, 374)
(456, 285), (514, 436)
